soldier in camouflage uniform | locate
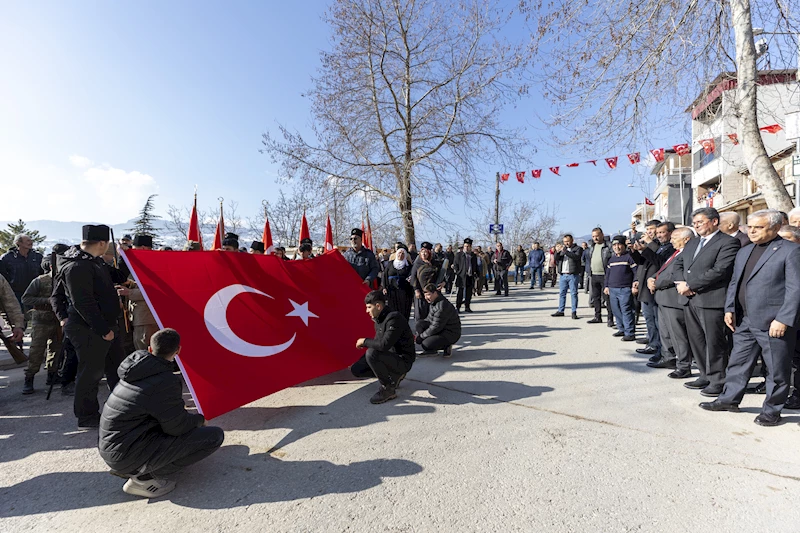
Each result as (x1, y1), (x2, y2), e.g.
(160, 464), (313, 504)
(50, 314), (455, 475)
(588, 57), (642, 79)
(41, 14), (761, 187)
(21, 256), (62, 394)
(116, 235), (159, 351)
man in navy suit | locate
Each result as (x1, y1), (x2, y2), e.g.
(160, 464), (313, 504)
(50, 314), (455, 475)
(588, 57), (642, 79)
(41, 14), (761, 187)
(700, 210), (800, 426)
(673, 207), (740, 397)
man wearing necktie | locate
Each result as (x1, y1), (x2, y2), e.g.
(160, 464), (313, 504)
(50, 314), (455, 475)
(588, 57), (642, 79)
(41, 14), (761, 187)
(673, 208), (740, 397)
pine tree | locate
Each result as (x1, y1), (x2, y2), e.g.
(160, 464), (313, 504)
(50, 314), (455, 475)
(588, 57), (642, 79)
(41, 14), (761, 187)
(0, 219), (47, 253)
(128, 194), (161, 242)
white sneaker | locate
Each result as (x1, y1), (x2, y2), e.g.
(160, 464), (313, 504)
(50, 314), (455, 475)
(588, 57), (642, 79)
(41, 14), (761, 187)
(123, 476), (176, 498)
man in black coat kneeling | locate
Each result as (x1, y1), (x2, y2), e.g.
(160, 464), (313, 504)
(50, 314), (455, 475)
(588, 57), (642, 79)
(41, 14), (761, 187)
(356, 290), (416, 404)
(99, 328), (224, 498)
(415, 283), (462, 357)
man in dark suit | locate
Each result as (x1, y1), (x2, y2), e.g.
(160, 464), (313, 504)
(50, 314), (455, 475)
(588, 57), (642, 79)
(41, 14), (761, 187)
(673, 207), (740, 397)
(700, 210), (800, 425)
(646, 227), (693, 374)
(720, 212), (751, 247)
(453, 238), (479, 313)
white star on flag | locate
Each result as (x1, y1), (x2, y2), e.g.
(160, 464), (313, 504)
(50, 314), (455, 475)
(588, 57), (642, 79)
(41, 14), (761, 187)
(286, 300), (319, 326)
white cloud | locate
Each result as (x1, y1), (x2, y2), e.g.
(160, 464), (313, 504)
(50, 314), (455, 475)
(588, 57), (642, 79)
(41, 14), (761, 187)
(0, 155), (159, 223)
(69, 155), (94, 168)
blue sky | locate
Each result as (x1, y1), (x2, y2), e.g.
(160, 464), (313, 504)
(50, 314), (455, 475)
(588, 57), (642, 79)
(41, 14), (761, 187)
(0, 1), (675, 242)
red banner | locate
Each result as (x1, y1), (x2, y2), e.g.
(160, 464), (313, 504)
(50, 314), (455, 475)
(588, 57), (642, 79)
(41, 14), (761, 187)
(566, 163), (579, 168)
(531, 169), (542, 178)
(121, 250), (373, 419)
(760, 124), (782, 134)
(699, 138), (716, 154)
(605, 157), (618, 169)
(500, 173), (510, 182)
(673, 143), (690, 156)
(627, 152), (641, 164)
(549, 166), (560, 176)
(728, 133), (739, 145)
(650, 148), (665, 162)
(516, 171), (525, 183)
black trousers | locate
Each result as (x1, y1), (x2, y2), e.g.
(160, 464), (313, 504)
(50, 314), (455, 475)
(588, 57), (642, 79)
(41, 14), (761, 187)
(65, 322), (126, 422)
(58, 335), (79, 385)
(106, 426), (225, 478)
(415, 320), (458, 351)
(351, 354), (375, 378)
(660, 305), (692, 369)
(456, 276), (474, 310)
(719, 316), (796, 416)
(684, 302), (729, 388)
(577, 268), (585, 289)
(494, 269), (509, 295)
(589, 274), (610, 320)
(366, 348), (412, 387)
(414, 295), (430, 322)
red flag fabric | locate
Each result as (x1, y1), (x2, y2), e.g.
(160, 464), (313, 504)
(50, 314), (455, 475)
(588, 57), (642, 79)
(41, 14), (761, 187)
(188, 197), (203, 249)
(605, 157), (618, 169)
(549, 166), (560, 176)
(627, 152), (641, 164)
(673, 143), (690, 156)
(699, 138), (716, 155)
(728, 133), (740, 145)
(760, 124), (782, 134)
(586, 160), (597, 166)
(365, 216), (374, 251)
(650, 148), (665, 162)
(516, 171), (525, 183)
(645, 197), (655, 206)
(212, 206), (225, 251)
(500, 173), (510, 182)
(262, 218), (274, 254)
(299, 211), (310, 247)
(121, 250), (374, 419)
(324, 215), (334, 252)
(566, 163), (579, 168)
(532, 169), (542, 178)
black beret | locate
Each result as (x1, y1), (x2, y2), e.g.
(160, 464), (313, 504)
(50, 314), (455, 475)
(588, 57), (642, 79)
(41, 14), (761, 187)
(463, 238), (473, 245)
(351, 228), (363, 237)
(250, 241), (265, 252)
(82, 224), (110, 242)
(300, 237), (312, 245)
(420, 241), (433, 250)
(132, 235), (153, 247)
(222, 238), (239, 248)
(224, 232), (239, 241)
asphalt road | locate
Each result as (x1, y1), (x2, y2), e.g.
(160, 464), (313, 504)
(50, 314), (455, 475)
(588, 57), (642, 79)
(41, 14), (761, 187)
(2, 284), (800, 532)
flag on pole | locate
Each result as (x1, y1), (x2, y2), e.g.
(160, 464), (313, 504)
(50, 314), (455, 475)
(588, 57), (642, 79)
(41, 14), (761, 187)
(298, 210), (310, 247)
(212, 201), (225, 250)
(188, 194), (203, 249)
(262, 218), (274, 254)
(121, 249), (374, 419)
(365, 215), (374, 251)
(324, 214), (334, 252)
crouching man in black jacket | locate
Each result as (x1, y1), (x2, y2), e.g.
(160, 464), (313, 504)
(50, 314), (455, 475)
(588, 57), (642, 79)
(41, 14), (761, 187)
(99, 328), (224, 498)
(415, 283), (462, 357)
(356, 290), (416, 404)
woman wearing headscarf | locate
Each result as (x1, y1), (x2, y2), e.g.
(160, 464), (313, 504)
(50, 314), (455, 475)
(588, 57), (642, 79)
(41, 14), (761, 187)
(381, 246), (413, 321)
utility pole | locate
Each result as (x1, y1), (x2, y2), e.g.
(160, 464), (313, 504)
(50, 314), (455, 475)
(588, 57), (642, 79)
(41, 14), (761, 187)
(494, 172), (500, 243)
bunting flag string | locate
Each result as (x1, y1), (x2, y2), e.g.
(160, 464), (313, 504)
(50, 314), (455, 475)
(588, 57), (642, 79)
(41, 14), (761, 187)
(498, 125), (783, 181)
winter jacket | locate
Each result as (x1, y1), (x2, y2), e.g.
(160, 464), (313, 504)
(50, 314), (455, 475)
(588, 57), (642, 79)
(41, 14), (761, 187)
(555, 244), (583, 275)
(527, 249), (545, 268)
(513, 250), (527, 267)
(127, 282), (157, 327)
(585, 242), (612, 276)
(99, 350), (204, 472)
(0, 275), (24, 327)
(59, 246), (120, 337)
(21, 273), (57, 324)
(363, 308), (415, 364)
(0, 247), (43, 298)
(492, 249), (513, 272)
(420, 293), (461, 341)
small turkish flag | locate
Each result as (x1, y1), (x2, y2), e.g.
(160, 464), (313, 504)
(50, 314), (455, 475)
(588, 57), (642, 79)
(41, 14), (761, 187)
(121, 250), (374, 419)
(627, 152), (641, 164)
(699, 138), (716, 154)
(586, 160), (597, 166)
(531, 169), (542, 178)
(299, 211), (310, 247)
(566, 163), (579, 168)
(500, 173), (510, 182)
(324, 214), (334, 252)
(645, 197), (655, 206)
(650, 148), (665, 162)
(212, 206), (225, 251)
(188, 197), (203, 250)
(262, 218), (274, 255)
(516, 171), (525, 183)
(760, 124), (782, 134)
(549, 166), (560, 176)
(605, 157), (618, 169)
(728, 133), (739, 145)
(673, 143), (690, 156)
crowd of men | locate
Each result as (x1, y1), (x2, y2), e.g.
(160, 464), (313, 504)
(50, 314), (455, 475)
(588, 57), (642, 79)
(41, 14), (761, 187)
(2, 206), (800, 498)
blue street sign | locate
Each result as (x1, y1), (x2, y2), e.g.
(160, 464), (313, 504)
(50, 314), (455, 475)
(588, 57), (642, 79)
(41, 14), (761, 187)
(489, 224), (504, 234)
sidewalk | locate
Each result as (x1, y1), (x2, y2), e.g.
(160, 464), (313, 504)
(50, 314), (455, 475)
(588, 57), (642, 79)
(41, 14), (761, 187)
(2, 285), (799, 532)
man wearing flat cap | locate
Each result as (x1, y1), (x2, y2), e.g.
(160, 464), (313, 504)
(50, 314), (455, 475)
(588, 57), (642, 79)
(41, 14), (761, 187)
(116, 235), (158, 352)
(343, 228), (379, 285)
(453, 238), (478, 313)
(57, 224), (127, 428)
(250, 241), (265, 255)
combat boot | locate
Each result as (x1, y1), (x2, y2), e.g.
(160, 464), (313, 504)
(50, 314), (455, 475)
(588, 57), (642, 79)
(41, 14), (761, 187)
(22, 376), (34, 395)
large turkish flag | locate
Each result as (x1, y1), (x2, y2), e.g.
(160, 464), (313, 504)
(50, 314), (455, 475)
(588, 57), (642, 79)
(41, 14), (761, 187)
(121, 249), (373, 419)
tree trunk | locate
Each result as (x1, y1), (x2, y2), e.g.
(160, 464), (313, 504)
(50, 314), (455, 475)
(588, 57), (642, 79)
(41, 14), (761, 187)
(398, 171), (415, 245)
(731, 0), (795, 212)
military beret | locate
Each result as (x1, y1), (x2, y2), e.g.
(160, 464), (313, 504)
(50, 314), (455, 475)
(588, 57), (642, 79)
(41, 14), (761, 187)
(222, 238), (239, 248)
(300, 237), (313, 245)
(351, 228), (363, 237)
(224, 232), (239, 241)
(82, 224), (110, 242)
(250, 241), (265, 252)
(420, 242), (433, 250)
(132, 235), (153, 248)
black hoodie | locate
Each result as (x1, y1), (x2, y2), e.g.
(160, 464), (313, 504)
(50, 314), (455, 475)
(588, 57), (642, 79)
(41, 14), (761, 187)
(99, 350), (204, 471)
(57, 246), (120, 336)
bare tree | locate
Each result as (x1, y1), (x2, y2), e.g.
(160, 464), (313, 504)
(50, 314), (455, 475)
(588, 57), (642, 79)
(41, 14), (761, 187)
(523, 0), (798, 211)
(471, 199), (558, 248)
(261, 0), (533, 244)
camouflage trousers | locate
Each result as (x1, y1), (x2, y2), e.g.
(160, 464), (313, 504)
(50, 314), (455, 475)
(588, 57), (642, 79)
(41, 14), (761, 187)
(132, 324), (159, 352)
(25, 322), (62, 378)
